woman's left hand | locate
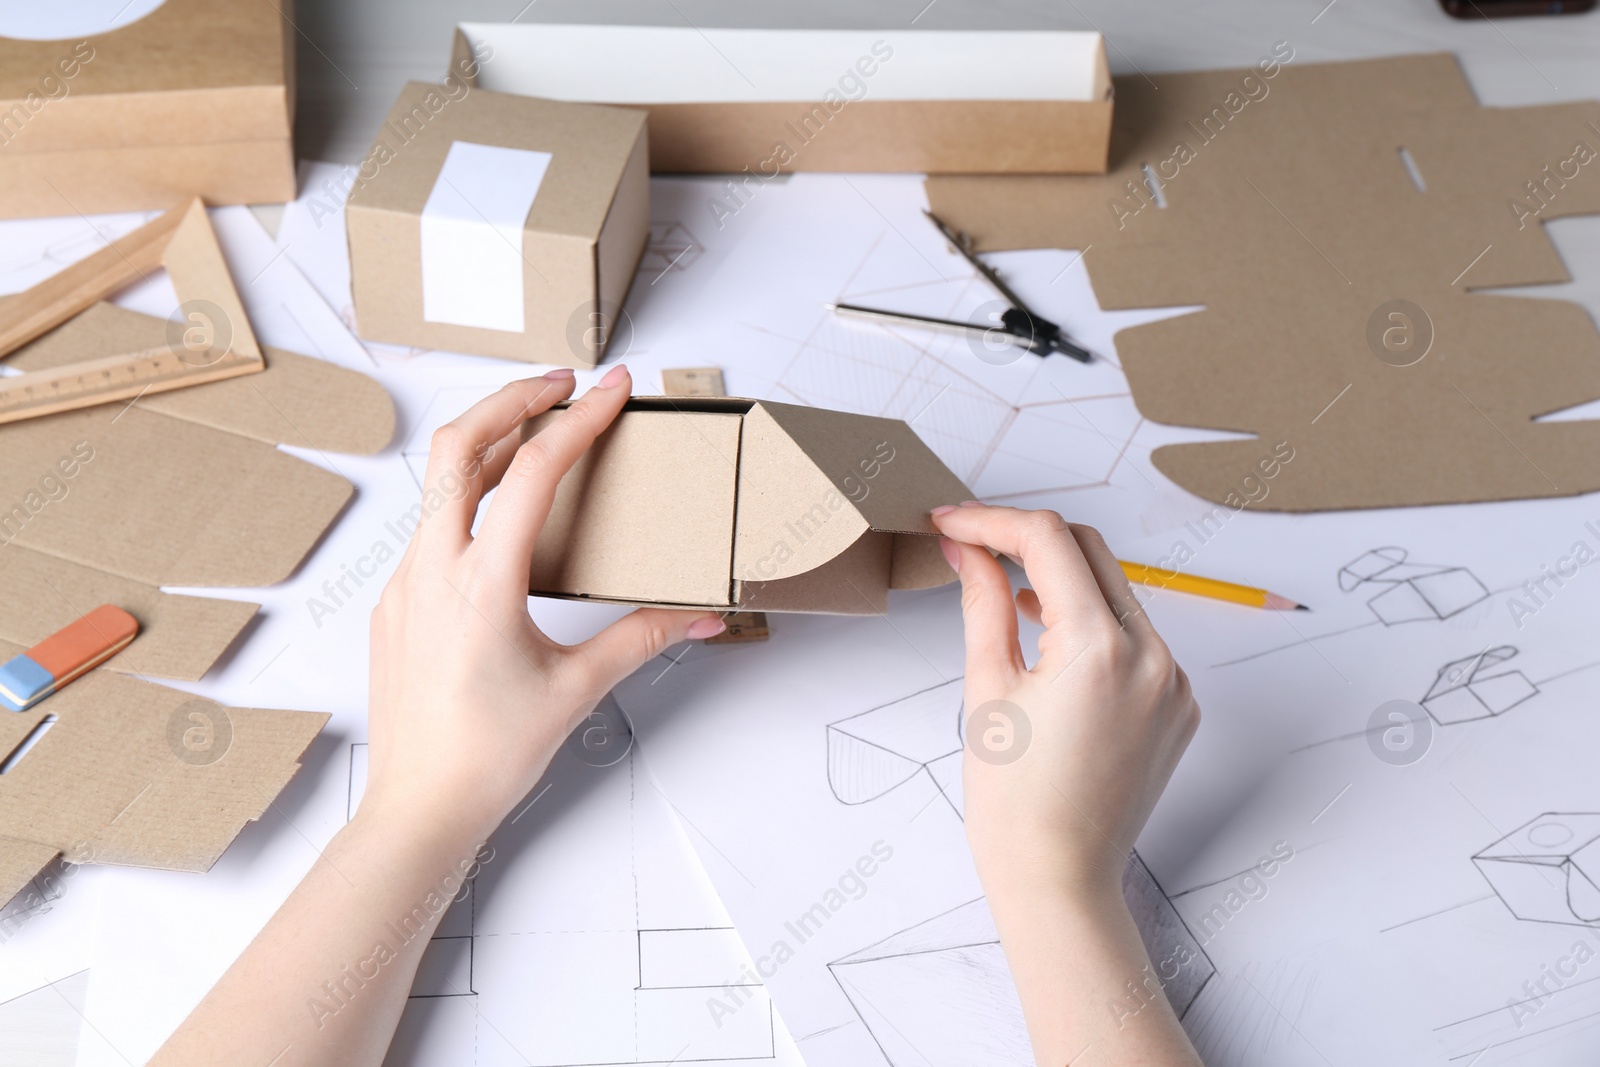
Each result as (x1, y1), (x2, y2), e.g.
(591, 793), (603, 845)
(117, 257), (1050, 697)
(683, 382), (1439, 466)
(360, 366), (726, 845)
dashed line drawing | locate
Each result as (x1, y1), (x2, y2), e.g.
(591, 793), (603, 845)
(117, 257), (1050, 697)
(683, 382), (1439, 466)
(823, 681), (1214, 1064)
(827, 855), (1214, 1067)
(347, 722), (778, 1066)
(1338, 546), (1489, 625)
(1475, 813), (1600, 929)
(1422, 646), (1540, 726)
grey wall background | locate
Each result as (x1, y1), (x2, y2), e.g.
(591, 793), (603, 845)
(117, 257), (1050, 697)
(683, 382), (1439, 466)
(289, 0), (1600, 165)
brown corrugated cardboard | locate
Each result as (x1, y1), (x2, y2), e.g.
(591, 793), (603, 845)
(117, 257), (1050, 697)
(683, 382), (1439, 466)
(0, 0), (295, 219)
(345, 81), (649, 366)
(0, 296), (393, 908)
(925, 53), (1600, 510)
(525, 397), (971, 614)
(0, 643), (327, 906)
(451, 25), (1114, 175)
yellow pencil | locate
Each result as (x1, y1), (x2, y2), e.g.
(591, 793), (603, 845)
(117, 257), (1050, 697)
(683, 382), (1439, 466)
(1119, 561), (1309, 611)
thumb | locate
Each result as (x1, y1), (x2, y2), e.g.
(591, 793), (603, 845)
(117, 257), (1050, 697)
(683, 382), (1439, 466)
(572, 608), (726, 697)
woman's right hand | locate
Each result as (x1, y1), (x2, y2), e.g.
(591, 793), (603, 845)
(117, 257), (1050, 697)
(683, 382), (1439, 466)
(931, 502), (1200, 910)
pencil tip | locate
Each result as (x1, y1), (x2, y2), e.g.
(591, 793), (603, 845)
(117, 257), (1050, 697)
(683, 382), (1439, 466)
(1295, 604), (1311, 611)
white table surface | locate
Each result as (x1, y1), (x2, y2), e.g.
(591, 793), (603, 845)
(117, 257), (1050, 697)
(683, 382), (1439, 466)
(6, 0), (1600, 1062)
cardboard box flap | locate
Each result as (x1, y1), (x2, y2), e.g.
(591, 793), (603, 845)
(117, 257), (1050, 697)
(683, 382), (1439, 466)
(0, 662), (325, 883)
(753, 400), (970, 535)
(6, 302), (395, 454)
(349, 81), (648, 242)
(732, 402), (872, 584)
(925, 53), (1600, 510)
(0, 544), (256, 682)
(738, 529), (893, 615)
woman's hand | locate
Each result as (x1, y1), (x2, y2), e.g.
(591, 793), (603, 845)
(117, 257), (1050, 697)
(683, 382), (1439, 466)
(933, 502), (1203, 1066)
(933, 502), (1198, 899)
(361, 366), (725, 846)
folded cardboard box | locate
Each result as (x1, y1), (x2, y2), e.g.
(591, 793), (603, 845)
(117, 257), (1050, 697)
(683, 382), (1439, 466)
(345, 80), (650, 366)
(0, 0), (295, 219)
(451, 25), (1112, 175)
(525, 398), (971, 614)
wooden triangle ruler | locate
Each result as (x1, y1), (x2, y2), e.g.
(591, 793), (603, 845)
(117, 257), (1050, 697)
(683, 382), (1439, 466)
(0, 198), (265, 426)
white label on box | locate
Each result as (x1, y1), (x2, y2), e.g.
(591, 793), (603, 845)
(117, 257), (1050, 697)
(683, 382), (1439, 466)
(420, 141), (553, 334)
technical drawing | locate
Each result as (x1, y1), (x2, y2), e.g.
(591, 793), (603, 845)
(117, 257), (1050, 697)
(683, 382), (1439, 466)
(825, 685), (1214, 1065)
(641, 220), (704, 276)
(826, 678), (963, 817)
(1338, 546), (1488, 625)
(828, 855), (1214, 1067)
(1475, 813), (1600, 928)
(771, 234), (1148, 505)
(347, 730), (777, 1066)
(1421, 646), (1539, 726)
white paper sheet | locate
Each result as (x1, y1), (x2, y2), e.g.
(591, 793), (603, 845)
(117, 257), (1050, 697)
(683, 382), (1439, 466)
(0, 158), (1591, 1067)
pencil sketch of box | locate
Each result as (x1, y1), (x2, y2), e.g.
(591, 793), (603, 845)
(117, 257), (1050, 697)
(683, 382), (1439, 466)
(1421, 646), (1539, 726)
(826, 678), (964, 816)
(829, 856), (1212, 1066)
(1475, 813), (1600, 927)
(1337, 546), (1488, 625)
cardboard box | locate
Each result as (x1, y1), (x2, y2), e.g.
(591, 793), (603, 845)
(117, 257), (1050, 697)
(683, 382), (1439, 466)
(525, 398), (971, 613)
(1475, 813), (1600, 927)
(451, 25), (1112, 175)
(0, 0), (296, 219)
(345, 81), (650, 366)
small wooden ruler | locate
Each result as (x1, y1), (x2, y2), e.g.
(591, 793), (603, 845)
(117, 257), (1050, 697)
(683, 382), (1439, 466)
(0, 198), (265, 427)
(660, 366), (770, 644)
(0, 344), (260, 426)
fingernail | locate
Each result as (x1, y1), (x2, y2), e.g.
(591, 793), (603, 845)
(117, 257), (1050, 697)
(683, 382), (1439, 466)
(543, 367), (575, 380)
(687, 616), (727, 640)
(599, 364), (629, 388)
(939, 536), (962, 573)
(930, 505), (957, 517)
(959, 499), (985, 508)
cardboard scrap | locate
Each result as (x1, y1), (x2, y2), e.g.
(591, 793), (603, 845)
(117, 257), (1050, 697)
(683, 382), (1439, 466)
(0, 638), (327, 907)
(925, 53), (1600, 511)
(525, 398), (970, 614)
(0, 301), (393, 906)
(0, 0), (296, 219)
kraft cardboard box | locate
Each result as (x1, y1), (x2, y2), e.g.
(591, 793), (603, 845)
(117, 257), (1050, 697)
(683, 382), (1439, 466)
(450, 25), (1113, 175)
(345, 80), (650, 366)
(0, 0), (296, 219)
(524, 398), (973, 614)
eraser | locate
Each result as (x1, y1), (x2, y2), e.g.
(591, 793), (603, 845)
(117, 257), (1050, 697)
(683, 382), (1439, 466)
(0, 605), (139, 713)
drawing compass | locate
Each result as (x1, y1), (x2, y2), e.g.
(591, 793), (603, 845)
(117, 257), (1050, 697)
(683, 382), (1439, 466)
(829, 210), (1093, 363)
